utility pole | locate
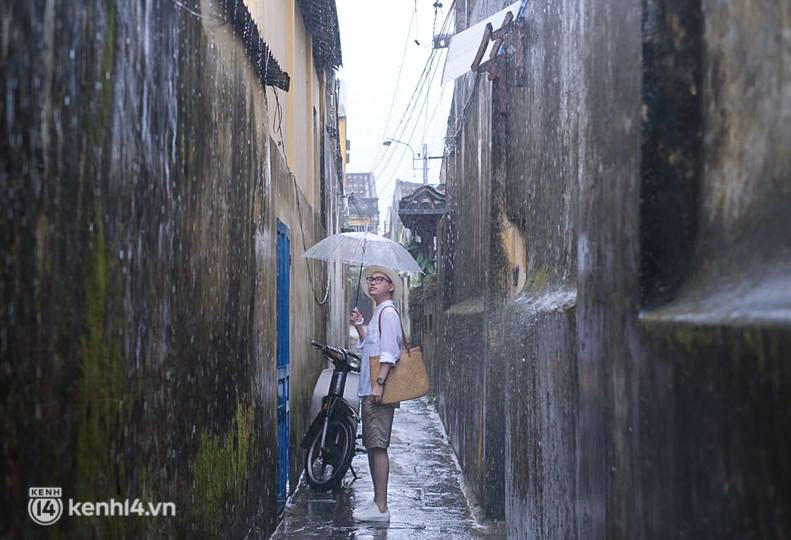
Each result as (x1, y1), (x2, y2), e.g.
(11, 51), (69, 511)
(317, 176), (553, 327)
(422, 143), (428, 184)
(383, 138), (445, 185)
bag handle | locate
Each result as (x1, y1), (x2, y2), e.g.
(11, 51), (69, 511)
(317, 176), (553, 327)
(377, 305), (410, 355)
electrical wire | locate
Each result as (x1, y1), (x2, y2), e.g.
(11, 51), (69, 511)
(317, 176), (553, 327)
(273, 89), (286, 149)
(375, 51), (444, 197)
(422, 83), (447, 148)
(413, 0), (420, 45)
(445, 71), (482, 154)
(371, 1), (455, 180)
(292, 172), (330, 305)
(426, 0), (442, 136)
(266, 74), (333, 306)
(375, 17), (451, 196)
(369, 41), (438, 175)
(373, 47), (442, 180)
(268, 96), (330, 305)
(372, 0), (456, 176)
(366, 5), (417, 174)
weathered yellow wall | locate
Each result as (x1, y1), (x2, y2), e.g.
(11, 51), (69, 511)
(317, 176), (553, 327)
(291, 15), (308, 193)
(243, 0), (336, 495)
(245, 0), (322, 208)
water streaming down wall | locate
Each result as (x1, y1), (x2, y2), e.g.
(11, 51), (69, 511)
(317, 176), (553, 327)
(424, 0), (791, 537)
(0, 0), (331, 536)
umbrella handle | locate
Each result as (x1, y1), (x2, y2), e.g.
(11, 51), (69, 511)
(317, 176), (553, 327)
(353, 233), (368, 309)
(354, 264), (363, 307)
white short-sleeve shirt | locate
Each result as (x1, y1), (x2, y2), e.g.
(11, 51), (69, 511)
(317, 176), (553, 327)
(357, 300), (402, 397)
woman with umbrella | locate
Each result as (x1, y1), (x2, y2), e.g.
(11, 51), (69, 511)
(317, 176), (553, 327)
(349, 265), (404, 523)
(303, 231), (420, 522)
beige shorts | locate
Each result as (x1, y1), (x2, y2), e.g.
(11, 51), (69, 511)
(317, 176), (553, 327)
(361, 396), (397, 449)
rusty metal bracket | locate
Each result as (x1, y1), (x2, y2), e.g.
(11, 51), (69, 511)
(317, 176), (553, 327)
(470, 23), (494, 71)
(474, 11), (526, 90)
(472, 10), (520, 81)
(470, 11), (513, 75)
(491, 11), (514, 40)
(463, 2), (529, 113)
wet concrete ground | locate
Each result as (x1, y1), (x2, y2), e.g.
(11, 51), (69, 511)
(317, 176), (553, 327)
(270, 397), (505, 539)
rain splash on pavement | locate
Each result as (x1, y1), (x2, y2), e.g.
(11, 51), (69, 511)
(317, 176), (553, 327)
(269, 397), (505, 539)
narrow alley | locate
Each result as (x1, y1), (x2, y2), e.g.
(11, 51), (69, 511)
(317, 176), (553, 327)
(2, 0), (789, 538)
(270, 397), (505, 539)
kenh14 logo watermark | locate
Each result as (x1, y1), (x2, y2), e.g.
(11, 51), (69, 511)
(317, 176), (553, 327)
(28, 487), (176, 526)
(28, 488), (63, 526)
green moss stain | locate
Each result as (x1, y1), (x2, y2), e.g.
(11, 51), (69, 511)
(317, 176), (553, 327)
(75, 1), (124, 508)
(78, 209), (108, 494)
(76, 204), (125, 538)
(91, 0), (116, 146)
(640, 323), (786, 387)
(525, 266), (551, 292)
(193, 403), (256, 527)
(671, 325), (712, 351)
(638, 317), (719, 352)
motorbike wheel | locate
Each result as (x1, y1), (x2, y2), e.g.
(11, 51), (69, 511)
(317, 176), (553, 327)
(304, 417), (355, 491)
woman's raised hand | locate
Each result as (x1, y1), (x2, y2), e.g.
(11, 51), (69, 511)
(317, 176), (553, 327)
(350, 307), (364, 327)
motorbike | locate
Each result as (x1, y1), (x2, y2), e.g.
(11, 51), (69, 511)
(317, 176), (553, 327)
(300, 340), (362, 491)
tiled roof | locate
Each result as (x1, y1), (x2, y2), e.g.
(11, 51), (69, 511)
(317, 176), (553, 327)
(220, 0), (290, 91)
(297, 0), (343, 70)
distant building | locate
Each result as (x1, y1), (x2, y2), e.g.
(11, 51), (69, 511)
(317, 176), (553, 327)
(344, 172), (379, 233)
(346, 171), (376, 197)
(398, 183), (446, 275)
(386, 180), (423, 243)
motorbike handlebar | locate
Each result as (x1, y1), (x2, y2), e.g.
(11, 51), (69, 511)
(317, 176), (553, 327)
(310, 340), (361, 373)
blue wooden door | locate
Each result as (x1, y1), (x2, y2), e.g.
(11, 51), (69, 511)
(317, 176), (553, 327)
(276, 219), (290, 511)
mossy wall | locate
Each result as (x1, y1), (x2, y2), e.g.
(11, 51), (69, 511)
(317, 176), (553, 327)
(434, 0), (504, 514)
(0, 1), (328, 537)
(429, 0), (791, 537)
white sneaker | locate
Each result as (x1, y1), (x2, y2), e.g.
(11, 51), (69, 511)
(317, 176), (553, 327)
(352, 500), (375, 520)
(352, 500), (390, 522)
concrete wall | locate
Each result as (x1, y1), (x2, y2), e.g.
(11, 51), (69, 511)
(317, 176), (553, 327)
(0, 0), (335, 537)
(428, 0), (791, 537)
(323, 77), (348, 349)
(635, 1), (791, 537)
(430, 1), (503, 519)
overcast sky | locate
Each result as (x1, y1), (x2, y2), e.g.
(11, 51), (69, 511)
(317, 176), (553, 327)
(336, 0), (454, 231)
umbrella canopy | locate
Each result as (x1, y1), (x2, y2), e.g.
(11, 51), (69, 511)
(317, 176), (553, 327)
(303, 231), (422, 274)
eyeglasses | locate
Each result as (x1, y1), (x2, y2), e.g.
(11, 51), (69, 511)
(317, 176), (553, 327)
(365, 276), (392, 285)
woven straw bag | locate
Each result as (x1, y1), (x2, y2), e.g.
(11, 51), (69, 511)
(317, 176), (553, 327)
(369, 306), (429, 404)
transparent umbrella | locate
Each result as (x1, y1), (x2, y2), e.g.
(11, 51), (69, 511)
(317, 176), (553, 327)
(303, 231), (422, 305)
